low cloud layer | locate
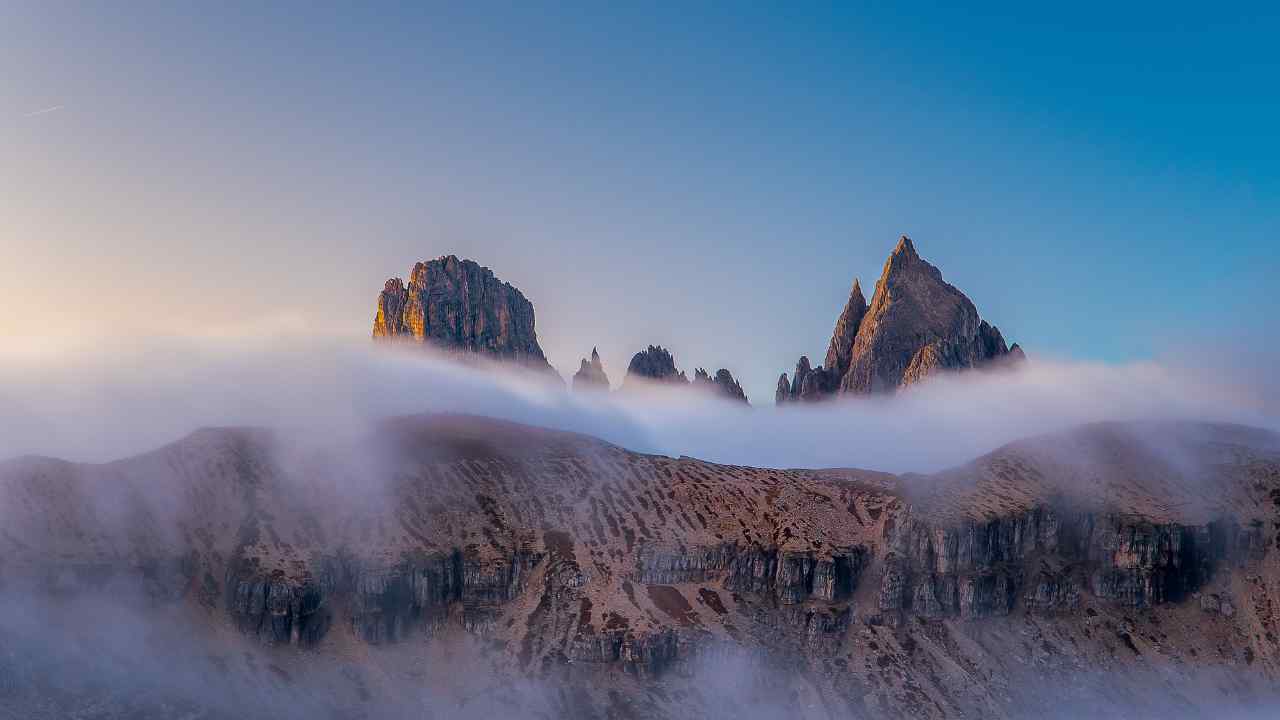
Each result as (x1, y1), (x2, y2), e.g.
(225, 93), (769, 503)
(3, 334), (1275, 473)
(3, 334), (1279, 720)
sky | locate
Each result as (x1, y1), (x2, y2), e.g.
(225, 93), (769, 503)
(2, 2), (1277, 404)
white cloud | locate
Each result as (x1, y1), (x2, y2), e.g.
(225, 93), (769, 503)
(2, 333), (1274, 472)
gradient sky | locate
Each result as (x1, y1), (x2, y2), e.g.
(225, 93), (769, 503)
(3, 2), (1277, 403)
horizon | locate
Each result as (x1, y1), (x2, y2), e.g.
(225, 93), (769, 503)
(4, 3), (1278, 404)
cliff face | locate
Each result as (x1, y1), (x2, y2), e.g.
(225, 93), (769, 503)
(373, 255), (555, 373)
(5, 418), (1279, 719)
(779, 236), (1022, 402)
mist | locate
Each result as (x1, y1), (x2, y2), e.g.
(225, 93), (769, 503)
(2, 334), (1275, 472)
(3, 335), (1280, 719)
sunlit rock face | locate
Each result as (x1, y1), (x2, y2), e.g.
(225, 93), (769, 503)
(778, 236), (1024, 403)
(373, 255), (556, 374)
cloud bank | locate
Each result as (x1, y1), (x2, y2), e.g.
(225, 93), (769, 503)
(2, 334), (1275, 473)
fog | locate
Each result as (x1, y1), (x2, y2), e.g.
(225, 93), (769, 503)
(4, 588), (1279, 719)
(2, 334), (1276, 473)
(3, 335), (1280, 718)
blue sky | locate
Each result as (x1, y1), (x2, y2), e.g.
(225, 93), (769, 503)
(3, 2), (1276, 403)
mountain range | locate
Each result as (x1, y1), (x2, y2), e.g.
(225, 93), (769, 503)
(371, 236), (1024, 405)
(7, 236), (1278, 719)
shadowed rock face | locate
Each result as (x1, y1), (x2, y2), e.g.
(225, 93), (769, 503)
(4, 417), (1280, 718)
(572, 347), (610, 391)
(373, 255), (555, 373)
(779, 236), (1022, 402)
(693, 367), (749, 405)
(824, 278), (868, 380)
(626, 346), (749, 404)
(624, 345), (688, 385)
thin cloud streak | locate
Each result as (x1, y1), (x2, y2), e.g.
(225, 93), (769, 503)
(22, 104), (63, 117)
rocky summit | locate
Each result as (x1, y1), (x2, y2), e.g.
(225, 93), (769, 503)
(3, 416), (1280, 718)
(373, 255), (556, 374)
(625, 344), (689, 385)
(572, 347), (611, 391)
(625, 345), (750, 404)
(778, 236), (1022, 403)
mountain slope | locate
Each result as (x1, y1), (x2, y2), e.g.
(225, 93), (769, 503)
(3, 417), (1279, 718)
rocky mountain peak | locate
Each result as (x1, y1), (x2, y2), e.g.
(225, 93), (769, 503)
(372, 256), (557, 375)
(891, 233), (917, 258)
(778, 235), (1023, 402)
(572, 347), (610, 391)
(625, 345), (688, 385)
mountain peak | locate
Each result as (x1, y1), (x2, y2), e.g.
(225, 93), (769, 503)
(372, 256), (557, 376)
(573, 346), (610, 391)
(624, 345), (688, 385)
(779, 235), (1023, 402)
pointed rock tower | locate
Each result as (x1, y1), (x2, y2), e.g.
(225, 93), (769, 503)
(572, 347), (611, 391)
(777, 236), (1022, 402)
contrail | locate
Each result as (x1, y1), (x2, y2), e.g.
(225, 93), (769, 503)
(23, 105), (63, 117)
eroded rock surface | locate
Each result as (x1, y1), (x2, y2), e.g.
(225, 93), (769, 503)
(373, 255), (556, 374)
(4, 418), (1279, 719)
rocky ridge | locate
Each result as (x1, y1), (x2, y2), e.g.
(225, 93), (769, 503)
(624, 345), (749, 404)
(4, 417), (1279, 718)
(694, 368), (749, 404)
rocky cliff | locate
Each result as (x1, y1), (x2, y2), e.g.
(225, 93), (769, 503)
(373, 255), (556, 374)
(778, 236), (1022, 402)
(4, 417), (1279, 718)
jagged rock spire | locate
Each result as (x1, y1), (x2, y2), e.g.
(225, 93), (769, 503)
(573, 346), (610, 391)
(694, 367), (749, 405)
(625, 345), (688, 385)
(823, 277), (867, 380)
(776, 235), (1023, 402)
